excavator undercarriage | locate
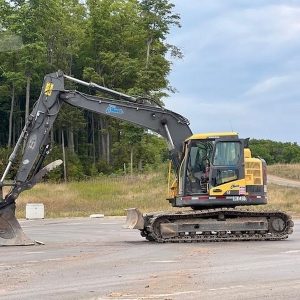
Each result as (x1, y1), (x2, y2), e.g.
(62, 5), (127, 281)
(125, 208), (294, 242)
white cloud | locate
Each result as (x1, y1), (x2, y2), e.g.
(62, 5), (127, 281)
(242, 72), (300, 107)
(244, 75), (292, 97)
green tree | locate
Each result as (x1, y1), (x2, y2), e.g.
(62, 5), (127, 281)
(249, 139), (300, 164)
(0, 0), (182, 179)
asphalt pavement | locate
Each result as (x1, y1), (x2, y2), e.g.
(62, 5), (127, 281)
(0, 217), (299, 300)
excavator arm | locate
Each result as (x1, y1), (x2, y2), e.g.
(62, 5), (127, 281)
(0, 71), (192, 245)
(60, 83), (192, 171)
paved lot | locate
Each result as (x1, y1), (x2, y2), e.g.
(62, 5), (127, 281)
(0, 217), (299, 300)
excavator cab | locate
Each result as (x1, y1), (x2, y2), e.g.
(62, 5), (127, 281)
(170, 132), (267, 209)
(209, 138), (243, 187)
(187, 137), (245, 192)
(125, 132), (293, 241)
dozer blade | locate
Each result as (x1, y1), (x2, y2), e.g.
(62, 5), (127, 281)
(124, 208), (145, 229)
(0, 202), (34, 246)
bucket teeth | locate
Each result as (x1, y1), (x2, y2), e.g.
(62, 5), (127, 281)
(0, 202), (34, 246)
(124, 208), (145, 229)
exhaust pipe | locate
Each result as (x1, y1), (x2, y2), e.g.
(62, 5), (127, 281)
(124, 208), (145, 229)
(0, 202), (34, 246)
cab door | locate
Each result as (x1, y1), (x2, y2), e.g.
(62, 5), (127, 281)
(209, 139), (245, 188)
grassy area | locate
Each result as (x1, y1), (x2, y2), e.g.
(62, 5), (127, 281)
(13, 168), (300, 218)
(16, 172), (175, 218)
(266, 184), (300, 215)
(268, 163), (300, 181)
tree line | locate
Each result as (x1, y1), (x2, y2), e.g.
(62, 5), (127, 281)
(0, 0), (180, 179)
(249, 139), (300, 165)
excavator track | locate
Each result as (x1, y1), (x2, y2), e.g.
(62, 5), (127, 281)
(139, 208), (294, 243)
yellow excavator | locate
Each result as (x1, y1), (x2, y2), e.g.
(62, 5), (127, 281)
(0, 71), (294, 245)
(126, 132), (294, 242)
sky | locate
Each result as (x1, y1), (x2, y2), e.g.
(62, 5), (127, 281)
(165, 0), (300, 144)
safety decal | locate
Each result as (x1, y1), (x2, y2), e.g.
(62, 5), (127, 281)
(44, 82), (54, 96)
(106, 104), (124, 115)
(239, 186), (246, 195)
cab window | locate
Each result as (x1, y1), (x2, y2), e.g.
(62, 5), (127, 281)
(213, 141), (241, 166)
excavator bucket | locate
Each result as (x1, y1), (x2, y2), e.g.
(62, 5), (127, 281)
(124, 208), (145, 229)
(0, 160), (63, 246)
(0, 203), (34, 246)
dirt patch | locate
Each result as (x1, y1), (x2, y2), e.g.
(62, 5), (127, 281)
(268, 175), (300, 188)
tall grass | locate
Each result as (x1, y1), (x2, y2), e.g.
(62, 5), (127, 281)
(266, 184), (300, 214)
(268, 164), (300, 181)
(16, 172), (175, 218)
(14, 170), (300, 218)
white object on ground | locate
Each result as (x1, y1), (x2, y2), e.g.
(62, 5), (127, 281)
(26, 203), (45, 219)
(89, 214), (104, 218)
